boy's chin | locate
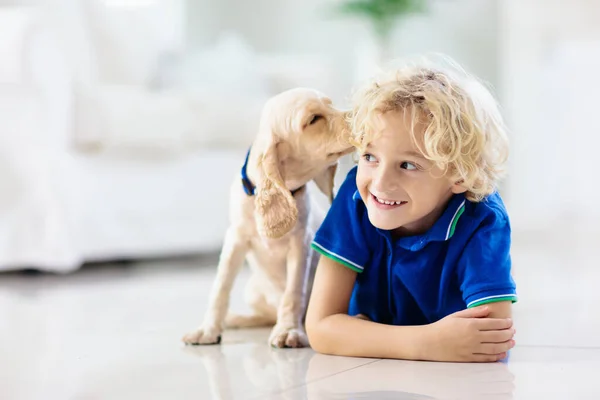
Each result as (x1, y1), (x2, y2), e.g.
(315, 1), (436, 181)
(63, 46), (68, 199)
(367, 213), (405, 231)
(376, 224), (404, 232)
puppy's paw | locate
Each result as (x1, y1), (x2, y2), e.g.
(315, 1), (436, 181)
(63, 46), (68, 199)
(268, 325), (309, 349)
(182, 326), (222, 345)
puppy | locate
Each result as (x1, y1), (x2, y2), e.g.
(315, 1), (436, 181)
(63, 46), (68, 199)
(183, 88), (352, 348)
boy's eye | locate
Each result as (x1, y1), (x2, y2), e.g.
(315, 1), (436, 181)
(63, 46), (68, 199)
(401, 161), (418, 170)
(363, 153), (377, 163)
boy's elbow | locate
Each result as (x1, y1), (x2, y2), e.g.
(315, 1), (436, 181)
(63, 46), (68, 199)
(306, 318), (323, 351)
(306, 318), (335, 355)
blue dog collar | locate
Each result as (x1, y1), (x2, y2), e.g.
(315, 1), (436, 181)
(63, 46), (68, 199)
(241, 149), (256, 196)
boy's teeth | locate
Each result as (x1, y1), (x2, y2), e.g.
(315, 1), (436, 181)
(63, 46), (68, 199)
(376, 196), (402, 205)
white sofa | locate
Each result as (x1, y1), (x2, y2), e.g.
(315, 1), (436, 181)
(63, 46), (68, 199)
(0, 2), (337, 273)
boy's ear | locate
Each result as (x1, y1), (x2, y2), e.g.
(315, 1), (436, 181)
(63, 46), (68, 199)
(451, 180), (468, 194)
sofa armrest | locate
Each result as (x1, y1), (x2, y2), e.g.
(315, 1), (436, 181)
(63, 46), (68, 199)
(72, 84), (203, 154)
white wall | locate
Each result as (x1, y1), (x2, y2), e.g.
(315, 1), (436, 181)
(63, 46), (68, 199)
(499, 0), (600, 233)
(185, 0), (224, 49)
(185, 0), (501, 105)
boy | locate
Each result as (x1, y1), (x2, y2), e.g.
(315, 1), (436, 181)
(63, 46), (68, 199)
(305, 61), (517, 362)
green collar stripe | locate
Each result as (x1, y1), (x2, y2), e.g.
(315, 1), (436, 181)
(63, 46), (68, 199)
(446, 200), (466, 240)
(311, 242), (364, 273)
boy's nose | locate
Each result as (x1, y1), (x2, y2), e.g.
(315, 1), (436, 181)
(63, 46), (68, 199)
(373, 167), (400, 193)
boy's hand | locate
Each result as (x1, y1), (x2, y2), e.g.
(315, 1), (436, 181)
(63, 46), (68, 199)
(425, 306), (515, 362)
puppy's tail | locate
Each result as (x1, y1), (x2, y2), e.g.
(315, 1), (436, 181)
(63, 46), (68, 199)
(224, 313), (276, 329)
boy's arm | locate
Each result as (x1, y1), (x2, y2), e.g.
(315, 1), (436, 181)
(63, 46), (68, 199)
(482, 301), (512, 319)
(305, 256), (515, 362)
(305, 255), (426, 360)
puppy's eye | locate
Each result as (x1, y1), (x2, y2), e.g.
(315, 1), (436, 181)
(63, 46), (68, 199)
(308, 114), (324, 126)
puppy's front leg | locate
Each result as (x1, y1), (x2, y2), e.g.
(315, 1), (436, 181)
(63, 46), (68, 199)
(183, 228), (248, 345)
(269, 233), (310, 348)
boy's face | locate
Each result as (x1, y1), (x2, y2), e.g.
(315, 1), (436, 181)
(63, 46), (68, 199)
(356, 110), (466, 236)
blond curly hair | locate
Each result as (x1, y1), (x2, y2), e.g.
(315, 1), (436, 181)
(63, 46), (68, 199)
(349, 58), (509, 202)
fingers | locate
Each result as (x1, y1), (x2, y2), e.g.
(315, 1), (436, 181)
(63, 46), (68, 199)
(477, 339), (516, 355)
(476, 317), (513, 331)
(452, 306), (490, 319)
(481, 328), (516, 343)
(471, 352), (509, 363)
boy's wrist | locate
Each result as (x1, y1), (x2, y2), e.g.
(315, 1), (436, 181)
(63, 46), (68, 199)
(414, 323), (437, 361)
(390, 324), (434, 361)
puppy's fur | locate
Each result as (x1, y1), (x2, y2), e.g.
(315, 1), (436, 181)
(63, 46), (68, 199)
(183, 88), (352, 348)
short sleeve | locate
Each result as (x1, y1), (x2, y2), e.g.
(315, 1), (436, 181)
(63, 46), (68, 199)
(311, 167), (372, 273)
(457, 211), (517, 308)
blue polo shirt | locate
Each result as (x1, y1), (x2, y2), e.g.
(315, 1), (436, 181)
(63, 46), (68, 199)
(311, 166), (517, 326)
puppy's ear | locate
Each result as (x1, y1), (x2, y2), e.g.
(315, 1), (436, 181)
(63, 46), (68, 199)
(313, 163), (338, 204)
(254, 140), (298, 239)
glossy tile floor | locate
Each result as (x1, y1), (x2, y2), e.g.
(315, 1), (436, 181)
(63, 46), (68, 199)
(1, 231), (599, 400)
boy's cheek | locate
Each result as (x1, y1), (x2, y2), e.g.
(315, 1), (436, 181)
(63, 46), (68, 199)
(355, 179), (370, 202)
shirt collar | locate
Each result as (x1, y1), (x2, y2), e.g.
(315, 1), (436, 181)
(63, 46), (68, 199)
(353, 190), (466, 251)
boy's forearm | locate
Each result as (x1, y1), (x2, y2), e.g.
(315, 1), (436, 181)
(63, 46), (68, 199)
(307, 314), (430, 360)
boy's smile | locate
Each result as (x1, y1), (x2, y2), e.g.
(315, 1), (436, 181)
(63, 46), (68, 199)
(356, 109), (467, 236)
(370, 193), (407, 209)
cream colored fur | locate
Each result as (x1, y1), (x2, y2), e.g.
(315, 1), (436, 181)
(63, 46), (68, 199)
(182, 88), (352, 348)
